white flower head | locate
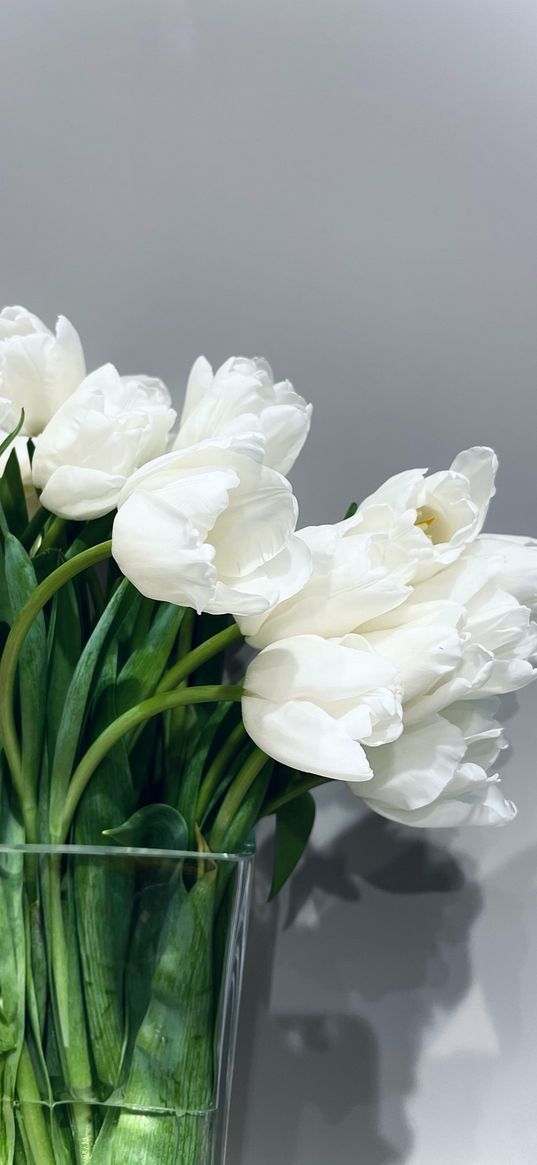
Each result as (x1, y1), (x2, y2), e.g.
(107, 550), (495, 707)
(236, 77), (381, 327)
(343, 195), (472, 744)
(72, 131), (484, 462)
(346, 529), (537, 828)
(112, 434), (311, 616)
(32, 364), (176, 520)
(0, 305), (86, 436)
(174, 355), (312, 475)
(359, 447), (498, 579)
(356, 701), (514, 828)
(242, 633), (403, 781)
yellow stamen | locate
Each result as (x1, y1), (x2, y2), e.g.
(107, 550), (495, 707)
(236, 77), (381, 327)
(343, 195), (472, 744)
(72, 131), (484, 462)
(415, 508), (437, 534)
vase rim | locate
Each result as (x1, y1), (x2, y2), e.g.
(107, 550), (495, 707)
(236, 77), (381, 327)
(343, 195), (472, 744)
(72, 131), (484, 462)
(0, 841), (255, 863)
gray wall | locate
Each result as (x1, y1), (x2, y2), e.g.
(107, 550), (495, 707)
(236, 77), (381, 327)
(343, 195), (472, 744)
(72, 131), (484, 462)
(2, 3), (537, 1162)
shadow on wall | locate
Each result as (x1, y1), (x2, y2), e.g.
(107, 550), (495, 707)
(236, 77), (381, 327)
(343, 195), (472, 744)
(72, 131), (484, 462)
(227, 812), (483, 1165)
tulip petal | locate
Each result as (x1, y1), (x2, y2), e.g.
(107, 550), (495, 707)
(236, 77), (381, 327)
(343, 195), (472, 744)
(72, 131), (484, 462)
(364, 773), (516, 828)
(244, 635), (397, 705)
(450, 446), (498, 530)
(145, 468), (240, 542)
(202, 536), (312, 616)
(33, 363), (176, 518)
(39, 466), (126, 520)
(365, 604), (464, 703)
(404, 642), (494, 724)
(359, 715), (467, 812)
(117, 433), (264, 504)
(442, 700), (508, 769)
(112, 490), (216, 610)
(176, 354), (311, 474)
(0, 307), (86, 436)
(240, 521), (411, 647)
(212, 464), (298, 577)
(260, 389), (312, 475)
(224, 535), (312, 612)
(180, 355), (215, 424)
(471, 534), (537, 614)
(45, 314), (87, 416)
(242, 696), (373, 782)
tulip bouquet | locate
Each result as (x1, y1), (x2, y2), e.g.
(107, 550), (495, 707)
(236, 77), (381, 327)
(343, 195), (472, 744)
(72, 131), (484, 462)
(0, 304), (536, 1165)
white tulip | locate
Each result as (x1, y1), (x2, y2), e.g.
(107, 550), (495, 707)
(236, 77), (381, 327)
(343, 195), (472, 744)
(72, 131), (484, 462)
(174, 355), (312, 475)
(112, 434), (311, 615)
(238, 503), (424, 648)
(355, 701), (514, 827)
(358, 447), (498, 578)
(0, 305), (86, 436)
(242, 634), (403, 781)
(32, 364), (176, 520)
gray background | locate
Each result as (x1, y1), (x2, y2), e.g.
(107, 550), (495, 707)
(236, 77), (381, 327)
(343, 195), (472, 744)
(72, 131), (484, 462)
(1, 2), (537, 1162)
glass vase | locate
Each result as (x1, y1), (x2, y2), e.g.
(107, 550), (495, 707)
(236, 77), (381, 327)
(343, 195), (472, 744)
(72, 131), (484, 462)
(0, 841), (254, 1165)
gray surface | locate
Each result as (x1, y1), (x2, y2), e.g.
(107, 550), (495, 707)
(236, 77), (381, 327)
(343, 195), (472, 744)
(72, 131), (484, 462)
(1, 2), (537, 1162)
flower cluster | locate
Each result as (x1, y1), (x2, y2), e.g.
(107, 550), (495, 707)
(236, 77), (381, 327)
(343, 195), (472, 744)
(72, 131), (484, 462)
(241, 452), (537, 826)
(0, 305), (312, 615)
(2, 303), (536, 831)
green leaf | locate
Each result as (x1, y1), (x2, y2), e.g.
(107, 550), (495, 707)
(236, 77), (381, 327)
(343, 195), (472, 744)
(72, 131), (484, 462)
(49, 579), (137, 836)
(212, 759), (272, 925)
(0, 410), (25, 459)
(74, 641), (136, 1091)
(92, 871), (216, 1165)
(196, 706), (249, 826)
(4, 534), (47, 803)
(0, 770), (26, 1163)
(0, 448), (30, 539)
(344, 501), (358, 519)
(115, 603), (185, 716)
(161, 702), (200, 808)
(122, 872), (181, 1061)
(0, 537), (13, 626)
(64, 514), (114, 560)
(269, 792), (316, 901)
(32, 548), (63, 586)
(104, 804), (189, 851)
(127, 715), (162, 799)
(127, 597), (155, 654)
(175, 701), (233, 841)
(46, 578), (82, 758)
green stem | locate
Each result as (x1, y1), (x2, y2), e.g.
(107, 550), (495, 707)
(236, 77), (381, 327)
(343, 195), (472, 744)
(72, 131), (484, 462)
(16, 1042), (56, 1165)
(39, 515), (67, 552)
(20, 504), (49, 551)
(0, 540), (112, 840)
(156, 621), (242, 694)
(56, 684), (243, 843)
(72, 1104), (95, 1165)
(196, 720), (248, 823)
(263, 776), (328, 817)
(209, 746), (269, 851)
(46, 857), (94, 1160)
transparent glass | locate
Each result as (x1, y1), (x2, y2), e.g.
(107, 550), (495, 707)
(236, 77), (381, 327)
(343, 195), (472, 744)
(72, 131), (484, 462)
(0, 842), (254, 1165)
